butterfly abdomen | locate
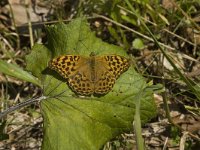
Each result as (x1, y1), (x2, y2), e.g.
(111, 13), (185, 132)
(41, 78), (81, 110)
(89, 56), (96, 82)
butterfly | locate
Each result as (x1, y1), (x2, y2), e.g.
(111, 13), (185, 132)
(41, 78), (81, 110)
(48, 53), (130, 96)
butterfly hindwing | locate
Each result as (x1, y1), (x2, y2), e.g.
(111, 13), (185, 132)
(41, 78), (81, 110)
(68, 74), (94, 95)
(94, 71), (116, 95)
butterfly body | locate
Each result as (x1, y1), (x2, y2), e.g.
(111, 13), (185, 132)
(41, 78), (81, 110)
(49, 54), (130, 96)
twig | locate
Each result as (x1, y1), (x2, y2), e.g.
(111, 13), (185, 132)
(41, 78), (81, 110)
(25, 0), (34, 47)
(93, 14), (175, 50)
(0, 96), (47, 119)
(163, 29), (196, 46)
(8, 2), (20, 49)
(117, 4), (196, 47)
(170, 0), (200, 31)
(180, 131), (188, 150)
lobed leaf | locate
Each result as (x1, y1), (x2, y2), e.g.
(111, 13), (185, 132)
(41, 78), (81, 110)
(26, 18), (157, 150)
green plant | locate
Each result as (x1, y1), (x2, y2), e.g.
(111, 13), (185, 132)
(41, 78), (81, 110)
(0, 18), (157, 149)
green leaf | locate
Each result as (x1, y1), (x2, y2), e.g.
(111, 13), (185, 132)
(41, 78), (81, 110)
(26, 44), (51, 80)
(121, 15), (137, 26)
(27, 18), (157, 150)
(108, 26), (121, 43)
(0, 59), (41, 86)
(0, 121), (9, 141)
(132, 38), (144, 50)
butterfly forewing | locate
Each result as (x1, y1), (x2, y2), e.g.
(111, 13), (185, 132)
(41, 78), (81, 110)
(104, 55), (130, 78)
(49, 55), (81, 79)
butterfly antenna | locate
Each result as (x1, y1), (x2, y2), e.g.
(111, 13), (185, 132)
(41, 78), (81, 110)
(74, 19), (93, 53)
(73, 19), (84, 52)
(44, 77), (71, 99)
(50, 89), (70, 98)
